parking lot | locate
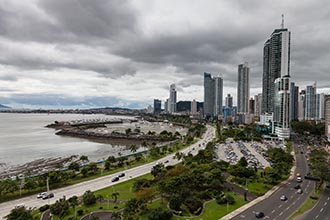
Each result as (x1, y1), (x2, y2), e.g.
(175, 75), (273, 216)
(215, 139), (277, 169)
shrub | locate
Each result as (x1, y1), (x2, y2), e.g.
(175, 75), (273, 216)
(39, 204), (50, 212)
(77, 209), (84, 216)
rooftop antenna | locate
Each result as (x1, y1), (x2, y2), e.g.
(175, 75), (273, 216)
(281, 14), (284, 29)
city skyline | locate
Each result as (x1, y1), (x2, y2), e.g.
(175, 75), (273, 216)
(0, 1), (330, 109)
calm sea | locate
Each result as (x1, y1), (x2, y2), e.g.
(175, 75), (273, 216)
(0, 113), (137, 170)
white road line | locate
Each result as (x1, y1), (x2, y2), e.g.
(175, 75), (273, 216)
(279, 212), (283, 216)
(328, 197), (330, 201)
(279, 204), (283, 208)
(271, 210), (275, 214)
(320, 208), (324, 212)
(286, 207), (290, 211)
(316, 215), (319, 219)
(240, 214), (245, 218)
(324, 202), (327, 206)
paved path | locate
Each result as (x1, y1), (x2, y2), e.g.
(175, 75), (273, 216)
(0, 125), (216, 220)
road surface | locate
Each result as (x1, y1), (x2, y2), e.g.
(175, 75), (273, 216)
(0, 125), (215, 220)
(232, 143), (313, 220)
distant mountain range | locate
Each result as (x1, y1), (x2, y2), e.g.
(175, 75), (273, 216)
(0, 104), (10, 109)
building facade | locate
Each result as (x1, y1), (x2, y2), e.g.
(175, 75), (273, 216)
(225, 94), (233, 108)
(254, 93), (262, 117)
(273, 75), (291, 139)
(262, 28), (291, 114)
(290, 82), (299, 121)
(305, 83), (317, 120)
(203, 72), (223, 118)
(237, 62), (250, 113)
(169, 84), (177, 113)
(325, 95), (330, 141)
(153, 99), (161, 115)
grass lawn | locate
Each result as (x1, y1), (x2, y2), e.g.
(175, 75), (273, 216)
(247, 181), (273, 196)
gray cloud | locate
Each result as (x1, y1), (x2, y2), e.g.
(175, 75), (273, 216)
(0, 0), (329, 108)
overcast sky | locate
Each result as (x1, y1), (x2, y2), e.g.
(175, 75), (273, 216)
(0, 0), (329, 109)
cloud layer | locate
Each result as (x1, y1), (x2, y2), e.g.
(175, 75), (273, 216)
(0, 0), (329, 108)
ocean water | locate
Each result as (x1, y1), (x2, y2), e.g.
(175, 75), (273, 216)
(0, 113), (137, 169)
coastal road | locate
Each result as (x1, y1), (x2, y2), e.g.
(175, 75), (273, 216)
(296, 187), (330, 220)
(0, 125), (216, 220)
(232, 143), (313, 220)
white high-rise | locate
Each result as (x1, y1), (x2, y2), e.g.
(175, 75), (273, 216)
(169, 84), (177, 113)
(237, 62), (250, 113)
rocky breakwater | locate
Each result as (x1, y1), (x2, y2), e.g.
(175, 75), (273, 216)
(55, 128), (176, 142)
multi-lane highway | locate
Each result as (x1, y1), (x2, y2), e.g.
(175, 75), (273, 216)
(232, 143), (313, 220)
(296, 187), (330, 220)
(0, 125), (216, 220)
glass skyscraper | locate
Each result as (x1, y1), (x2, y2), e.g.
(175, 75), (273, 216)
(204, 72), (223, 118)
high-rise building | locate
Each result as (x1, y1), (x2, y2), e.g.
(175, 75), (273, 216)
(153, 99), (162, 115)
(305, 83), (317, 120)
(203, 72), (223, 118)
(164, 99), (169, 113)
(254, 93), (262, 117)
(298, 90), (306, 121)
(262, 22), (291, 114)
(290, 82), (299, 121)
(237, 62), (250, 113)
(274, 75), (291, 139)
(249, 98), (255, 114)
(191, 99), (197, 115)
(325, 95), (330, 141)
(316, 93), (325, 120)
(225, 94), (233, 108)
(169, 84), (177, 113)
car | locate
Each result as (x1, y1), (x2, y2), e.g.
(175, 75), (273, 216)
(280, 195), (287, 201)
(111, 177), (119, 182)
(42, 192), (54, 199)
(296, 172), (301, 177)
(297, 189), (303, 194)
(296, 177), (302, 183)
(37, 192), (47, 199)
(255, 211), (265, 218)
(326, 182), (330, 188)
(164, 160), (169, 163)
(15, 204), (25, 209)
(118, 173), (125, 178)
(294, 184), (301, 189)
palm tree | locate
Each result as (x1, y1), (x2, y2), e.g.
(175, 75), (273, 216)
(129, 144), (138, 153)
(112, 192), (120, 203)
(68, 196), (78, 220)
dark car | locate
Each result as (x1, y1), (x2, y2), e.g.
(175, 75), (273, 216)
(111, 177), (119, 182)
(42, 192), (54, 199)
(255, 212), (265, 218)
(118, 173), (125, 178)
(326, 182), (330, 188)
(294, 184), (301, 189)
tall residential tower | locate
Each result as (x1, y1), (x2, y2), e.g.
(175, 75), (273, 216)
(237, 62), (250, 113)
(204, 72), (223, 118)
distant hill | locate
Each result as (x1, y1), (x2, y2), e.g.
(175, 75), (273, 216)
(0, 104), (10, 109)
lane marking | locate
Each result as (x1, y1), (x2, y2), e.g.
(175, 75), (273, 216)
(316, 215), (319, 219)
(327, 197), (330, 201)
(320, 208), (324, 212)
(271, 210), (275, 214)
(286, 207), (290, 211)
(240, 214), (245, 218)
(324, 202), (327, 206)
(279, 212), (283, 216)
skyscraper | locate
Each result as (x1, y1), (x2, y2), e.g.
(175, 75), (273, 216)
(153, 99), (161, 115)
(203, 72), (223, 118)
(325, 95), (330, 141)
(305, 83), (316, 120)
(298, 90), (306, 121)
(254, 93), (262, 117)
(169, 84), (177, 113)
(225, 94), (233, 108)
(249, 98), (255, 114)
(237, 62), (250, 113)
(262, 21), (291, 114)
(274, 75), (291, 139)
(290, 82), (299, 121)
(263, 17), (291, 139)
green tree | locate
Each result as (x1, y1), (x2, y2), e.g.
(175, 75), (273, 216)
(50, 197), (70, 219)
(83, 190), (97, 206)
(68, 196), (78, 220)
(5, 207), (32, 220)
(147, 208), (173, 220)
(129, 144), (138, 153)
(112, 192), (120, 203)
(68, 162), (80, 171)
(151, 163), (165, 178)
(79, 155), (89, 162)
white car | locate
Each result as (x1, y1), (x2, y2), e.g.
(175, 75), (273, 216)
(296, 177), (302, 183)
(37, 192), (47, 199)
